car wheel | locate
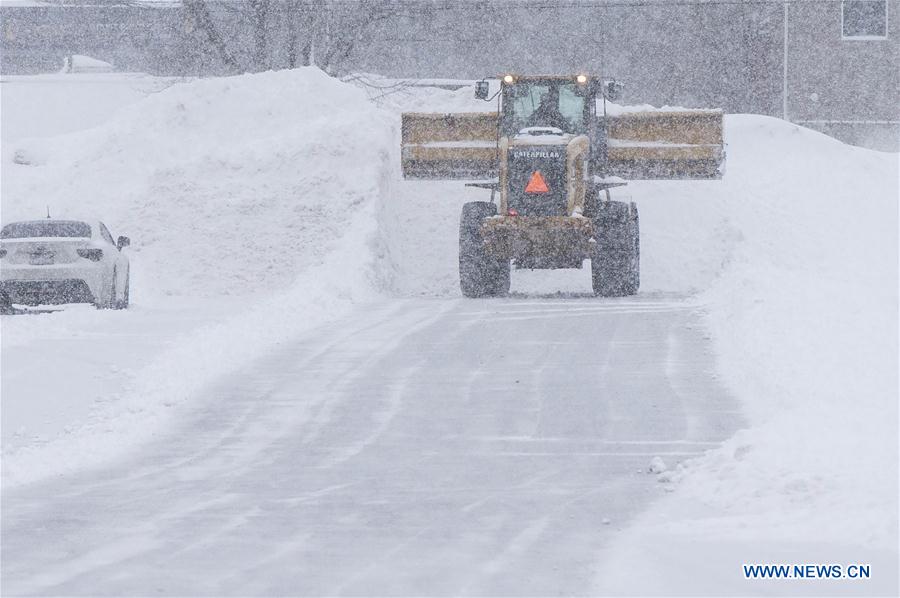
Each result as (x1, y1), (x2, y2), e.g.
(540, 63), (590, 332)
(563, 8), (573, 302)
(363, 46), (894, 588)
(116, 272), (130, 310)
(98, 269), (116, 309)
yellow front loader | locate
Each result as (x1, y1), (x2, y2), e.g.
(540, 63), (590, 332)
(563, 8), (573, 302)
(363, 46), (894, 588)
(401, 75), (725, 297)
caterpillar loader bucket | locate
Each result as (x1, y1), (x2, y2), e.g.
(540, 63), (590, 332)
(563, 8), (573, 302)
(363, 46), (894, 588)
(604, 110), (724, 179)
(401, 108), (723, 181)
(401, 112), (499, 179)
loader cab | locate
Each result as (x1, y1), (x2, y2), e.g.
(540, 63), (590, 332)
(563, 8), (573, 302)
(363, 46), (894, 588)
(498, 75), (597, 138)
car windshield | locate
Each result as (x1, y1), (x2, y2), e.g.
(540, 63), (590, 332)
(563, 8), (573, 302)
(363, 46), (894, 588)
(507, 82), (587, 134)
(0, 220), (92, 239)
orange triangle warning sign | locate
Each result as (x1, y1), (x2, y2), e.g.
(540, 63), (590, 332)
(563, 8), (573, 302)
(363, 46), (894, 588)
(524, 171), (550, 194)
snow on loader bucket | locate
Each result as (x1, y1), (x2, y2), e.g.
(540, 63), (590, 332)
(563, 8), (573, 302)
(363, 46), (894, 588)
(606, 110), (724, 179)
(401, 109), (724, 180)
(401, 112), (499, 179)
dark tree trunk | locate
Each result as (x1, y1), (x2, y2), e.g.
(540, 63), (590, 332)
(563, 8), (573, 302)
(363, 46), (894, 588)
(182, 0), (240, 71)
(300, 39), (312, 67)
(285, 2), (298, 68)
(249, 0), (270, 71)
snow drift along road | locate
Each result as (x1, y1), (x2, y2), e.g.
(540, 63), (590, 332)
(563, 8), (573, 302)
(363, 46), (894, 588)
(596, 117), (898, 595)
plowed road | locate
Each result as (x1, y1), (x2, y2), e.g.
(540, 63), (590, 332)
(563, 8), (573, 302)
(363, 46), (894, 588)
(2, 296), (740, 595)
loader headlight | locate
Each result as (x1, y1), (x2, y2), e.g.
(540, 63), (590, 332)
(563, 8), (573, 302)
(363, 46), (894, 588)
(503, 74), (514, 84)
(576, 74), (588, 84)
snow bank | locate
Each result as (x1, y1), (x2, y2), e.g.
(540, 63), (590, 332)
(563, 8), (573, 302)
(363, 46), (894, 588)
(1, 298), (244, 452)
(596, 116), (899, 595)
(2, 68), (396, 486)
(3, 208), (384, 487)
(690, 116), (897, 546)
(4, 68), (393, 300)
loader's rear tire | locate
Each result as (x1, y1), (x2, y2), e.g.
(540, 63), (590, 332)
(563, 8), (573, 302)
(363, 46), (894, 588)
(459, 202), (510, 298)
(592, 201), (640, 297)
(0, 289), (13, 315)
(584, 188), (600, 219)
(628, 208), (641, 290)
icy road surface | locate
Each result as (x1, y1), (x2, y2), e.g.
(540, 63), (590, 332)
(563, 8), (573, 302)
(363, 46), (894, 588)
(2, 296), (741, 596)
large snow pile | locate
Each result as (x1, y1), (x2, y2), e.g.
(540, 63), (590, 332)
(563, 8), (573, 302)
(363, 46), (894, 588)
(4, 68), (394, 301)
(2, 68), (396, 485)
(597, 116), (898, 595)
(690, 116), (897, 546)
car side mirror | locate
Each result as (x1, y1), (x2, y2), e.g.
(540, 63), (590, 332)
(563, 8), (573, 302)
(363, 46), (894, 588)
(474, 80), (489, 100)
(117, 236), (130, 250)
(604, 80), (624, 102)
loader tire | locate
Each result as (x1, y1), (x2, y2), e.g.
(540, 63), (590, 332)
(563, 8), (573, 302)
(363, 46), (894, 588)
(592, 201), (640, 297)
(0, 289), (13, 315)
(583, 188), (600, 219)
(459, 202), (510, 298)
(628, 207), (641, 291)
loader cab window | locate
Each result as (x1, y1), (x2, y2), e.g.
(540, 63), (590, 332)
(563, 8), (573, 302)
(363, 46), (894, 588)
(504, 82), (589, 136)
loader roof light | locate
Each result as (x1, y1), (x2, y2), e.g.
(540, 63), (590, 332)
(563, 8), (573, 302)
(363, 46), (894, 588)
(576, 74), (588, 84)
(503, 74), (514, 84)
(524, 171), (550, 194)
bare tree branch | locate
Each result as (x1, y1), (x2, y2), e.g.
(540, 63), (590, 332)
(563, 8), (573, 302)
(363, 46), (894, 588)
(183, 0), (241, 71)
(181, 0), (402, 75)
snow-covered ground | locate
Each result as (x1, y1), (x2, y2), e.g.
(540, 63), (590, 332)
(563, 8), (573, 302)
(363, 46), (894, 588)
(596, 118), (899, 595)
(1, 69), (897, 594)
(2, 68), (395, 481)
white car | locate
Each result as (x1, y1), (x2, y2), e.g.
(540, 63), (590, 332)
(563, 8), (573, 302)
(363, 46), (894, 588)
(0, 219), (130, 309)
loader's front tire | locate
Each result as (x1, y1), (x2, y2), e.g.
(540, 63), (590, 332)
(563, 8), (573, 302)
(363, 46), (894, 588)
(592, 201), (640, 297)
(459, 202), (510, 298)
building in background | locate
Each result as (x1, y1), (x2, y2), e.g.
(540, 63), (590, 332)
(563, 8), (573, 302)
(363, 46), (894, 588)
(0, 1), (185, 75)
(786, 0), (898, 150)
(1, 0), (897, 150)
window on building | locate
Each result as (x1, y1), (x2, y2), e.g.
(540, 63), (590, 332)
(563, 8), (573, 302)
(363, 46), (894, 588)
(842, 0), (888, 39)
